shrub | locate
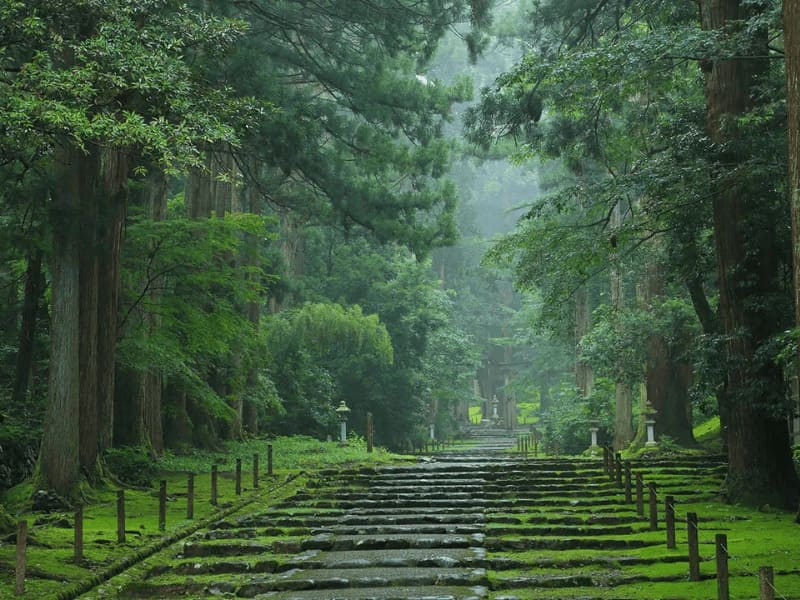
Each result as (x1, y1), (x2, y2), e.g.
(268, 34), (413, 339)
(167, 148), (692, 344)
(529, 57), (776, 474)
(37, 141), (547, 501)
(104, 446), (157, 487)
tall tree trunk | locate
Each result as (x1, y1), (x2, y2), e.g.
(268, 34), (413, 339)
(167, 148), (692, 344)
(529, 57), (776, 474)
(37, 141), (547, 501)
(40, 143), (82, 496)
(114, 168), (163, 453)
(96, 149), (129, 453)
(12, 249), (45, 407)
(641, 258), (695, 446)
(784, 0), (800, 521)
(700, 0), (800, 507)
(574, 284), (593, 398)
(78, 147), (100, 474)
(610, 201), (634, 449)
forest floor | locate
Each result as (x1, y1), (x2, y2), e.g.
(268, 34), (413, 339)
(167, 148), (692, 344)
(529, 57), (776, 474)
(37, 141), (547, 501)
(0, 424), (799, 599)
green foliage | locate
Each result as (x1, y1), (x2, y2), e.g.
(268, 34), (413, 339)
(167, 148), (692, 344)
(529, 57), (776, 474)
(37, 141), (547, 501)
(103, 446), (157, 488)
(119, 210), (277, 429)
(263, 302), (394, 437)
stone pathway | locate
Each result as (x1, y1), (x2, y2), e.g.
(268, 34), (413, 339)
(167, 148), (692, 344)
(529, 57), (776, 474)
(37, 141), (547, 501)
(117, 428), (726, 599)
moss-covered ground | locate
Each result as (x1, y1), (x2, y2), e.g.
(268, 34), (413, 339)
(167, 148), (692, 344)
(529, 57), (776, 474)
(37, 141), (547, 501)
(0, 436), (403, 599)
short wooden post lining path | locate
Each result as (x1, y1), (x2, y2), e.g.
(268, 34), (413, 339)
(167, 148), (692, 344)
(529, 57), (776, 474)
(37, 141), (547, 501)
(648, 481), (658, 531)
(158, 480), (167, 532)
(211, 465), (218, 506)
(624, 461), (632, 503)
(235, 458), (242, 496)
(665, 495), (676, 549)
(635, 472), (644, 516)
(116, 490), (126, 543)
(687, 512), (700, 581)
(253, 453), (259, 489)
(759, 566), (775, 600)
(716, 533), (730, 600)
(74, 505), (83, 562)
(15, 520), (27, 595)
(187, 473), (195, 519)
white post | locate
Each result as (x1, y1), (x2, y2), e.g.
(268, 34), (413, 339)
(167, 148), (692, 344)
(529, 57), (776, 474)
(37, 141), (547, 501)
(590, 427), (599, 448)
(429, 423), (435, 440)
(340, 420), (347, 443)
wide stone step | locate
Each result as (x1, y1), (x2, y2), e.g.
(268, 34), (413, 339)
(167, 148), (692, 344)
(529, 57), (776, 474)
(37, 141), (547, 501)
(282, 548), (487, 570)
(301, 532), (485, 551)
(486, 537), (662, 551)
(251, 584), (489, 599)
(310, 523), (484, 536)
(222, 512), (486, 529)
(233, 566), (489, 594)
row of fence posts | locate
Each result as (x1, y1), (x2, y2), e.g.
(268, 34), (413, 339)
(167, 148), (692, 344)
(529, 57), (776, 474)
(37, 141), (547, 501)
(13, 444), (276, 596)
(601, 445), (784, 600)
(415, 438), (456, 454)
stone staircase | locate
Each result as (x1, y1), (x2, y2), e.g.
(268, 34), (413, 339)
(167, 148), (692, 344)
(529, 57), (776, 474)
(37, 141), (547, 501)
(118, 428), (727, 599)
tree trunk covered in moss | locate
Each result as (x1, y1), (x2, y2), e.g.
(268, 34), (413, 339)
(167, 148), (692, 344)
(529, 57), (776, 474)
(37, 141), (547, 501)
(700, 0), (800, 507)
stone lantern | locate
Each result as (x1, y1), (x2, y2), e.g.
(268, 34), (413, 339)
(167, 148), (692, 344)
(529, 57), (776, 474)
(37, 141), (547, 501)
(644, 401), (658, 447)
(589, 418), (599, 449)
(335, 401), (351, 444)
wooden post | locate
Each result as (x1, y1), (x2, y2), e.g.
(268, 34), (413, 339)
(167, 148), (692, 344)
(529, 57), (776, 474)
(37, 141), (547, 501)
(758, 566), (775, 600)
(253, 453), (259, 489)
(716, 533), (729, 600)
(602, 445), (608, 473)
(533, 439), (538, 457)
(615, 453), (623, 488)
(636, 472), (644, 517)
(235, 458), (242, 496)
(267, 444), (273, 476)
(665, 495), (675, 549)
(187, 473), (195, 520)
(74, 505), (83, 562)
(117, 490), (126, 543)
(624, 462), (632, 503)
(687, 512), (700, 581)
(607, 446), (615, 480)
(367, 412), (374, 453)
(648, 482), (658, 531)
(211, 465), (218, 506)
(158, 479), (167, 531)
(15, 520), (27, 595)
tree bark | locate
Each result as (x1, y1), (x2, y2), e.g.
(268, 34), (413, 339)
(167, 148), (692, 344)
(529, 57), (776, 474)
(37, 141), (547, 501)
(78, 147), (100, 474)
(574, 284), (593, 398)
(96, 149), (129, 453)
(700, 0), (800, 507)
(644, 260), (695, 445)
(12, 249), (45, 407)
(610, 202), (634, 449)
(40, 143), (82, 496)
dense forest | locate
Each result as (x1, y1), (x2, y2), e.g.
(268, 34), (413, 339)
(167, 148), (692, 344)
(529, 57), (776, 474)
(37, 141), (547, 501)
(1, 0), (799, 517)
